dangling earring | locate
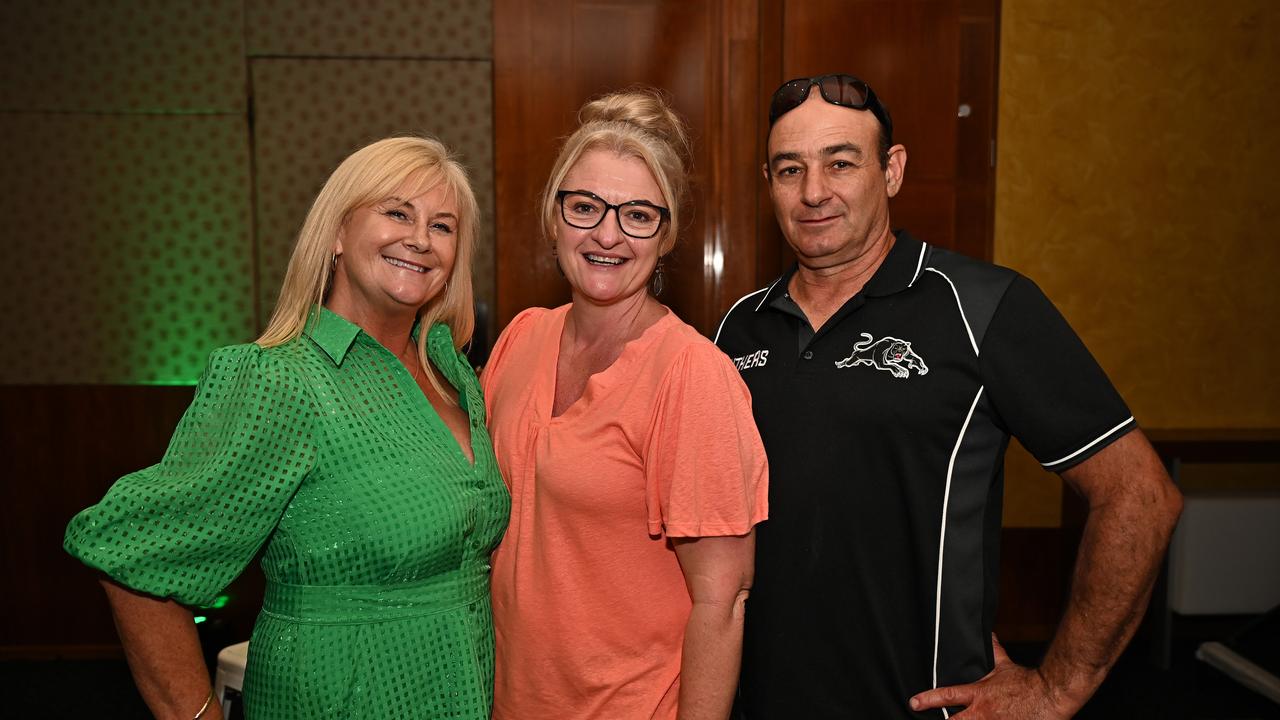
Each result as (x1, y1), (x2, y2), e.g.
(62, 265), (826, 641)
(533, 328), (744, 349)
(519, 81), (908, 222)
(650, 259), (665, 296)
(551, 246), (565, 278)
(330, 253), (339, 275)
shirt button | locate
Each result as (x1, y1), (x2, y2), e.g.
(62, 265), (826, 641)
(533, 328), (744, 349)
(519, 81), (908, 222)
(802, 350), (814, 360)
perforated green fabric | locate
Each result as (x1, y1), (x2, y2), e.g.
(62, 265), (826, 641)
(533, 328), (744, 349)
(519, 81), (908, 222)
(65, 306), (510, 719)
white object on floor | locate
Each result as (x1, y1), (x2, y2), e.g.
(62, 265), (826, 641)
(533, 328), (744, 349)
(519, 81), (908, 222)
(1196, 641), (1280, 705)
(214, 640), (250, 713)
(1168, 492), (1280, 615)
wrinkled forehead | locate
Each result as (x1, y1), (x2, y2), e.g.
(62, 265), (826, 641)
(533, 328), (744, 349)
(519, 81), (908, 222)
(767, 92), (880, 158)
(565, 147), (663, 201)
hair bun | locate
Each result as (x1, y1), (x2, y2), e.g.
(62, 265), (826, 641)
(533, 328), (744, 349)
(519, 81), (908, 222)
(578, 87), (692, 164)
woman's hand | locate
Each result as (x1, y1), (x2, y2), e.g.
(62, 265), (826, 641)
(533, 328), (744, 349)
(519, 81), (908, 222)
(672, 530), (756, 720)
(101, 579), (222, 720)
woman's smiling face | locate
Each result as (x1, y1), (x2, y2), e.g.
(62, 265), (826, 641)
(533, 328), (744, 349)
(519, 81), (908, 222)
(556, 149), (667, 308)
(327, 180), (459, 324)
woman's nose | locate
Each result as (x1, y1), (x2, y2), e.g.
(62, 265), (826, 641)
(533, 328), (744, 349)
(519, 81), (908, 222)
(592, 208), (624, 247)
(404, 221), (433, 252)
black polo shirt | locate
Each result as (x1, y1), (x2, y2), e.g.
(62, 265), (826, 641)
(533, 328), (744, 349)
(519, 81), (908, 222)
(715, 231), (1135, 719)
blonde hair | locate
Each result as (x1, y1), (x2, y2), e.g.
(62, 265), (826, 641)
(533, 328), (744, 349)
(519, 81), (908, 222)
(540, 87), (692, 257)
(257, 135), (479, 399)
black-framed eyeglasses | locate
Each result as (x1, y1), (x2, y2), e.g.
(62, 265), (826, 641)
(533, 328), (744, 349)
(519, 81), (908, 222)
(556, 189), (670, 239)
(768, 74), (893, 143)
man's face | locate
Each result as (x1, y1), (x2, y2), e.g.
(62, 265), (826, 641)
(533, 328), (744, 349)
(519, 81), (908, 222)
(764, 93), (904, 270)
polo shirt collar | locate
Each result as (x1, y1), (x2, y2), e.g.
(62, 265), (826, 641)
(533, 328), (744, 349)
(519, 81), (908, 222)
(755, 229), (930, 312)
(863, 230), (929, 297)
(304, 306), (361, 365)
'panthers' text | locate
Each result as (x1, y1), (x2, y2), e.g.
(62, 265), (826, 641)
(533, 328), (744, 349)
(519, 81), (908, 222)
(734, 349), (769, 371)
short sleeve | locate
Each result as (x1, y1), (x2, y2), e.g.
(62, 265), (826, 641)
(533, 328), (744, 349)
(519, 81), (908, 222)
(644, 342), (769, 537)
(64, 344), (318, 606)
(980, 275), (1135, 472)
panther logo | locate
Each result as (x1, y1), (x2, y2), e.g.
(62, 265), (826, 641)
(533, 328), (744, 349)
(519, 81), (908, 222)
(834, 333), (928, 379)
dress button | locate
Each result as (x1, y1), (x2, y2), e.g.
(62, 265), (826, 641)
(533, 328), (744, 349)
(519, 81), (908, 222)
(802, 350), (814, 360)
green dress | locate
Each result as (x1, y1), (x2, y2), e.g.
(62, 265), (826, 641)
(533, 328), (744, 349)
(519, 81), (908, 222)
(64, 307), (510, 719)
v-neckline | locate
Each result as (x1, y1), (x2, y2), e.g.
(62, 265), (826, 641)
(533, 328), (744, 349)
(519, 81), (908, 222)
(545, 305), (671, 422)
(392, 335), (479, 470)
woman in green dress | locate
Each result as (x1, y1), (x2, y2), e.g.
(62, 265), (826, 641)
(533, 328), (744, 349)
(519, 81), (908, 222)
(64, 135), (510, 719)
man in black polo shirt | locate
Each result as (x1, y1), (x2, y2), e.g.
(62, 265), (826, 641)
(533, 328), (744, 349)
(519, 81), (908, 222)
(715, 74), (1183, 718)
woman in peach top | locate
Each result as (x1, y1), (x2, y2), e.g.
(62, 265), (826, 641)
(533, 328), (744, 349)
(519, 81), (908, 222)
(481, 89), (769, 719)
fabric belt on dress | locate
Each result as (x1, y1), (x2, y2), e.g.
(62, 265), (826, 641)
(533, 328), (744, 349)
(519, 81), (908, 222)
(261, 569), (488, 625)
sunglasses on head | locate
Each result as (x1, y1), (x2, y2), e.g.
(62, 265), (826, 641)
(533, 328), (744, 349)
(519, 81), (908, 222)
(768, 74), (893, 143)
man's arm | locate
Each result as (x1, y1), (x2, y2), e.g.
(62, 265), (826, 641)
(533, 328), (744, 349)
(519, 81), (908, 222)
(911, 428), (1182, 718)
(672, 531), (755, 720)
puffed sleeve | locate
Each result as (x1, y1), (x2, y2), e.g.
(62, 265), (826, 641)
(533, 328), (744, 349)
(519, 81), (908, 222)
(480, 307), (544, 405)
(64, 343), (318, 606)
(644, 341), (769, 538)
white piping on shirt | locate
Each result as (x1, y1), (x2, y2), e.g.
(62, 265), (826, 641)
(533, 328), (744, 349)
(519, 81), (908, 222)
(908, 242), (928, 287)
(925, 267), (979, 357)
(931, 386), (985, 719)
(712, 280), (778, 345)
(1041, 416), (1135, 468)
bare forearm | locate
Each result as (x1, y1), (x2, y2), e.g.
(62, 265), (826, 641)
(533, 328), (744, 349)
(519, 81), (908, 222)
(1040, 472), (1181, 711)
(677, 593), (748, 720)
(102, 579), (220, 720)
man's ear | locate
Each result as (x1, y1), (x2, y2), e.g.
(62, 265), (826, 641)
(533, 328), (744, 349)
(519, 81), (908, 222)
(885, 144), (907, 198)
(761, 161), (771, 184)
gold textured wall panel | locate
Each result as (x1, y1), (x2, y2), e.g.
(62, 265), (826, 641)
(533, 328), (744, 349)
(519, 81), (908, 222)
(0, 0), (246, 112)
(251, 59), (496, 326)
(996, 0), (1280, 526)
(0, 114), (255, 383)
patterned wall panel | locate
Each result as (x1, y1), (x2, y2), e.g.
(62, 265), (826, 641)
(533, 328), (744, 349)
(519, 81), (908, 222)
(0, 114), (255, 384)
(251, 59), (495, 332)
(995, 0), (1280, 430)
(247, 0), (491, 59)
(0, 0), (245, 113)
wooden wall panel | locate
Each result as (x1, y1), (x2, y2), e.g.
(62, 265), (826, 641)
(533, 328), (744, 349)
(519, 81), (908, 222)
(2, 386), (192, 646)
(784, 0), (960, 182)
(955, 2), (1000, 261)
(495, 0), (765, 334)
(0, 386), (265, 652)
(495, 1), (998, 332)
(773, 0), (1000, 262)
(780, 0), (982, 256)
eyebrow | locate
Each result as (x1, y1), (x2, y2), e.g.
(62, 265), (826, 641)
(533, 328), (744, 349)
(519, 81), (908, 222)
(567, 188), (664, 207)
(380, 196), (457, 220)
(768, 151), (803, 167)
